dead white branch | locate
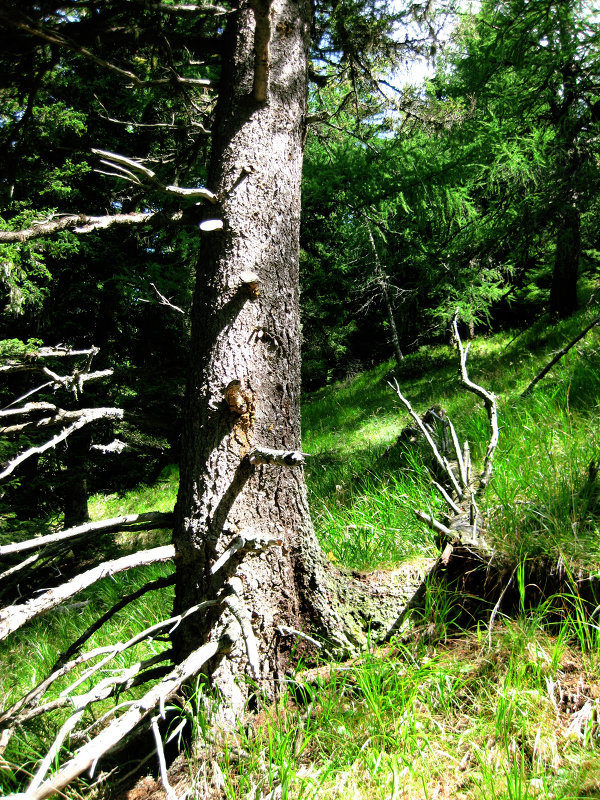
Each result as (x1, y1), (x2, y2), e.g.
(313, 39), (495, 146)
(42, 367), (113, 393)
(0, 552), (39, 582)
(389, 379), (464, 500)
(152, 717), (177, 800)
(90, 439), (131, 454)
(0, 592), (223, 744)
(0, 645), (117, 731)
(0, 545), (174, 641)
(415, 510), (453, 537)
(0, 366), (111, 388)
(140, 282), (184, 314)
(0, 407), (124, 481)
(15, 627), (237, 800)
(94, 98), (210, 134)
(431, 481), (462, 515)
(451, 313), (499, 488)
(36, 346), (99, 359)
(0, 511), (174, 557)
(2, 381), (54, 408)
(277, 625), (323, 650)
(27, 709), (86, 795)
(91, 149), (217, 203)
(1, 645), (170, 754)
(0, 211), (183, 243)
(68, 652), (171, 711)
(0, 402), (57, 419)
(446, 416), (467, 489)
(0, 648), (159, 755)
(4, 595), (225, 733)
(60, 594), (229, 709)
(0, 398), (115, 434)
(463, 441), (471, 486)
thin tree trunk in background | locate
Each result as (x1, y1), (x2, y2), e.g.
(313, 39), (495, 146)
(549, 202), (580, 319)
(63, 428), (91, 528)
(365, 224), (404, 365)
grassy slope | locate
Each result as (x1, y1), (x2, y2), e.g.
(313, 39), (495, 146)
(304, 309), (600, 570)
(2, 308), (600, 798)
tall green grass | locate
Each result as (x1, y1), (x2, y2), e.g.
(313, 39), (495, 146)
(3, 306), (600, 797)
(304, 306), (600, 571)
(209, 579), (600, 800)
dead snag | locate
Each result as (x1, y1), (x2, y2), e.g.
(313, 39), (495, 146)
(390, 309), (499, 553)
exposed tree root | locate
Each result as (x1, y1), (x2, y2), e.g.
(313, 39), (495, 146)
(408, 541), (600, 637)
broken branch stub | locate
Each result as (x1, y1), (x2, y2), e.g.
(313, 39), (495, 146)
(239, 270), (260, 296)
(199, 218), (224, 232)
(210, 530), (283, 576)
(247, 446), (307, 466)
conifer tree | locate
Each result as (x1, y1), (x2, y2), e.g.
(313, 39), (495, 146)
(0, 1), (441, 792)
(438, 0), (600, 318)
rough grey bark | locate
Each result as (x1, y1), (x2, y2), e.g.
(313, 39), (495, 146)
(172, 0), (418, 712)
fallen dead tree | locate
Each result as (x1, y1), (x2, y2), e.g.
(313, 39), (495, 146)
(389, 311), (600, 637)
(390, 311), (498, 553)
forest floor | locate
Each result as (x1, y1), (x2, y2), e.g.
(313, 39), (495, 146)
(2, 306), (600, 799)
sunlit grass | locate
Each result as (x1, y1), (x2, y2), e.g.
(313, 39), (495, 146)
(203, 603), (600, 799)
(3, 305), (600, 796)
(87, 463), (179, 520)
(304, 306), (600, 571)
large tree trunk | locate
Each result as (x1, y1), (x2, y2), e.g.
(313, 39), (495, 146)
(549, 201), (580, 318)
(172, 0), (417, 713)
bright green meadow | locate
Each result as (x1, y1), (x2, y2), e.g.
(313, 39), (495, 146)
(2, 307), (600, 799)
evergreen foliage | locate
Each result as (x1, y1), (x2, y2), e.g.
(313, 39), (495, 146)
(1, 1), (600, 796)
(301, 0), (600, 384)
